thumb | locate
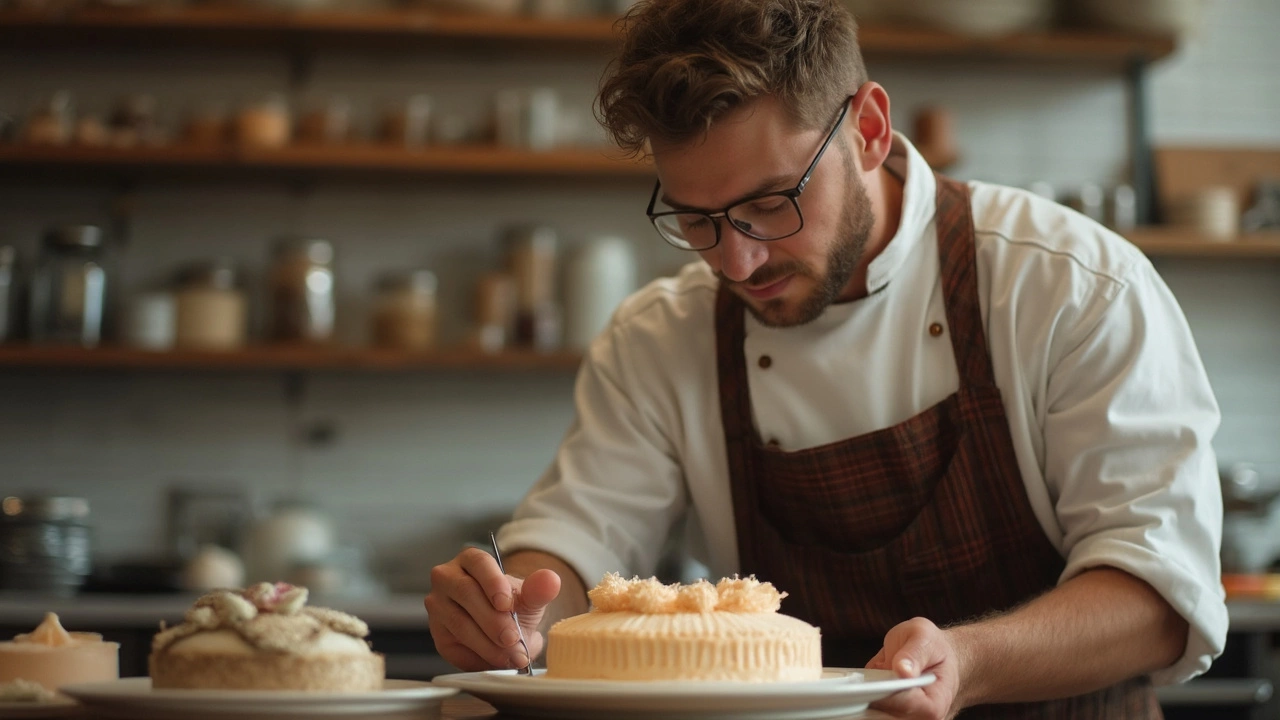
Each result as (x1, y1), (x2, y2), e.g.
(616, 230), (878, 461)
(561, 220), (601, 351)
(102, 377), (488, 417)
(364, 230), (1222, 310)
(890, 634), (935, 678)
(514, 568), (561, 620)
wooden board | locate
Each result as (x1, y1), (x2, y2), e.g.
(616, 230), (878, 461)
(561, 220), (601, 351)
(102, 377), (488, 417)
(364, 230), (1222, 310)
(1154, 146), (1280, 215)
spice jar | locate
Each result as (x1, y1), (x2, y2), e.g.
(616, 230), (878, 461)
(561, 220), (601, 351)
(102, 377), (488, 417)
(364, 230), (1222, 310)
(23, 91), (73, 146)
(235, 94), (291, 149)
(268, 237), (336, 344)
(372, 269), (437, 351)
(174, 259), (247, 351)
(471, 271), (515, 353)
(183, 104), (228, 146)
(296, 96), (352, 146)
(29, 225), (109, 347)
(380, 94), (433, 148)
(505, 225), (560, 350)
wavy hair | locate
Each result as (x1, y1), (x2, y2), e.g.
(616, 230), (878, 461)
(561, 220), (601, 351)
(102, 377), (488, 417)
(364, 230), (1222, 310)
(597, 0), (867, 156)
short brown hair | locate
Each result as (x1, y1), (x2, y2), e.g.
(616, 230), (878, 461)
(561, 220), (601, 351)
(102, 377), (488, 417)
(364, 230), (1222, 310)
(597, 0), (867, 156)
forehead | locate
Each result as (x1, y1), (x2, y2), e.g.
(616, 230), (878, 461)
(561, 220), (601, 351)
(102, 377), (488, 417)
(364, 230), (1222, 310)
(651, 98), (821, 209)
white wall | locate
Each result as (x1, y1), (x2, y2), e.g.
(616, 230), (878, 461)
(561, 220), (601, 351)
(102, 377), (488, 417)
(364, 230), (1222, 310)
(0, 0), (1276, 587)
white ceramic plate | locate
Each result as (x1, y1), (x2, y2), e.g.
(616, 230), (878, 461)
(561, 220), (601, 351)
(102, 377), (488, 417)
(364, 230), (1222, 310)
(0, 697), (82, 719)
(59, 678), (457, 720)
(432, 667), (936, 720)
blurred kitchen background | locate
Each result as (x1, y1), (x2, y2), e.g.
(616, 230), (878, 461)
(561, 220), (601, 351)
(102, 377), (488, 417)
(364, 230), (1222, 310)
(0, 0), (1278, 714)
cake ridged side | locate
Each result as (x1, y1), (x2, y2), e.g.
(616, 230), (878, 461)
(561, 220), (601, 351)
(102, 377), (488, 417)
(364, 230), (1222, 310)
(149, 651), (385, 691)
(546, 612), (821, 682)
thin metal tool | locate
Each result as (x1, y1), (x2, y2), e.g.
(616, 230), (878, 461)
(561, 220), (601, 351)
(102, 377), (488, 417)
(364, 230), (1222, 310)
(489, 532), (534, 675)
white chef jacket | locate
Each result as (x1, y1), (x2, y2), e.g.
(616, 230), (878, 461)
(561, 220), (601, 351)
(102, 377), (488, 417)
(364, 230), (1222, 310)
(499, 134), (1227, 685)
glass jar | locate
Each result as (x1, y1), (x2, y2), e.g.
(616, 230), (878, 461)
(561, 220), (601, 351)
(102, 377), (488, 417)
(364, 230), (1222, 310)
(0, 495), (93, 597)
(268, 237), (336, 344)
(174, 259), (247, 351)
(29, 225), (108, 347)
(23, 91), (73, 146)
(372, 269), (437, 351)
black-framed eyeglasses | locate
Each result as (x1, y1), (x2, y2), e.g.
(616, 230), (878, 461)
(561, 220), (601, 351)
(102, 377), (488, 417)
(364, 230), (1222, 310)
(645, 96), (854, 252)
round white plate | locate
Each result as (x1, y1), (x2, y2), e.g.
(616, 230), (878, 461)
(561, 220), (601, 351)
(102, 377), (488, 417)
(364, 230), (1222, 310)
(59, 678), (457, 720)
(0, 697), (82, 719)
(432, 667), (936, 720)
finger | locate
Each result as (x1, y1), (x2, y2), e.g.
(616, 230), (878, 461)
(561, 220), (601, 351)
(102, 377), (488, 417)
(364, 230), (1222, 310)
(430, 595), (521, 669)
(447, 571), (523, 649)
(457, 547), (515, 612)
(515, 569), (562, 615)
(865, 647), (888, 670)
(430, 621), (495, 672)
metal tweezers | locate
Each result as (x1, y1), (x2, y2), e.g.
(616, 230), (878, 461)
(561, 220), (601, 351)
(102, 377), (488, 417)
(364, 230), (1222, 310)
(489, 532), (534, 675)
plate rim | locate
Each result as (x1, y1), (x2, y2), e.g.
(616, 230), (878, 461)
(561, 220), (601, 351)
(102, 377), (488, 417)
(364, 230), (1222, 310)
(432, 666), (936, 698)
(60, 676), (458, 704)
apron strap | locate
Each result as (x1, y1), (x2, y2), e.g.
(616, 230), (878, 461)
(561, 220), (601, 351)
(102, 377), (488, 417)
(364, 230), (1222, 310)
(934, 176), (1000, 391)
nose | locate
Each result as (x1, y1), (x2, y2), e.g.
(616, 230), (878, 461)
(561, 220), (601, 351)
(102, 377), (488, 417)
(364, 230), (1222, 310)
(701, 221), (768, 283)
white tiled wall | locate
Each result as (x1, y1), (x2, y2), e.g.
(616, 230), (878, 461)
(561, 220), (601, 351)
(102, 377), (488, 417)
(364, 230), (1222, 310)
(0, 0), (1277, 583)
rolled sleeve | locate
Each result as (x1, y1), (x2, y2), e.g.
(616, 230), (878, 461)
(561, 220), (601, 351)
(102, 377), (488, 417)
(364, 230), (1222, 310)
(497, 319), (688, 589)
(1045, 258), (1227, 684)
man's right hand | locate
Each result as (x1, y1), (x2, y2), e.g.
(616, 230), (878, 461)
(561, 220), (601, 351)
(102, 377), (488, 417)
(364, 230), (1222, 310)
(426, 546), (563, 671)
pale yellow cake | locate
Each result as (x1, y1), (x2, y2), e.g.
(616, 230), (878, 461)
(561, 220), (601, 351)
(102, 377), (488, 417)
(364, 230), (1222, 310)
(149, 582), (384, 691)
(0, 613), (119, 698)
(546, 574), (822, 682)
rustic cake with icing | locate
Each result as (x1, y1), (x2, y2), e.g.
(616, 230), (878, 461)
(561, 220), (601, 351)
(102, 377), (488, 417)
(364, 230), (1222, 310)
(545, 573), (822, 682)
(149, 582), (384, 691)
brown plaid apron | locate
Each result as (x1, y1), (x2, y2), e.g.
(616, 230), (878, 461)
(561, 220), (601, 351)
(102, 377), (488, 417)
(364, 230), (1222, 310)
(715, 173), (1161, 718)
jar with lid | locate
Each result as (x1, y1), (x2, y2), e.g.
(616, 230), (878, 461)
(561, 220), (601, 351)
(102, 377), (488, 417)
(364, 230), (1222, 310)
(0, 496), (93, 597)
(29, 225), (109, 347)
(268, 237), (336, 344)
(174, 259), (247, 351)
(372, 269), (437, 351)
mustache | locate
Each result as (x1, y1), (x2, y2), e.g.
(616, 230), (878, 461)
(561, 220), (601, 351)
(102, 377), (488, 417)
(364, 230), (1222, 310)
(717, 262), (805, 289)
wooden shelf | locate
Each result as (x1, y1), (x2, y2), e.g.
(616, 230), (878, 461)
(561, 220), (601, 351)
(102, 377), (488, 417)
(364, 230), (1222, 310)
(0, 7), (1176, 62)
(0, 143), (653, 180)
(0, 345), (584, 372)
(858, 24), (1175, 65)
(1126, 229), (1280, 259)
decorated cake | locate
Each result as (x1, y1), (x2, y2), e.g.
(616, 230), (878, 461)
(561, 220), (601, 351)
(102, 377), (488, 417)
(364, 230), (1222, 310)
(545, 573), (822, 682)
(149, 582), (384, 691)
(0, 613), (119, 700)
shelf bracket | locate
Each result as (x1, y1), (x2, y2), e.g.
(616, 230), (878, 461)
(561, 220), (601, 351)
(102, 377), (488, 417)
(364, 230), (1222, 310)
(1127, 55), (1157, 226)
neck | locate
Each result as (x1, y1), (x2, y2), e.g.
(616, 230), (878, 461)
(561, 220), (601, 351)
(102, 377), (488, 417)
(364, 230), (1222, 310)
(837, 164), (905, 302)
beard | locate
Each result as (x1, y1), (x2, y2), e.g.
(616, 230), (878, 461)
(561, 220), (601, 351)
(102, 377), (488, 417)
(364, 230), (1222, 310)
(728, 171), (875, 328)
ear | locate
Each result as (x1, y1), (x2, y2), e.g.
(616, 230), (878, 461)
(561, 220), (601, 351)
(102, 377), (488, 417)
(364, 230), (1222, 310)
(848, 82), (893, 173)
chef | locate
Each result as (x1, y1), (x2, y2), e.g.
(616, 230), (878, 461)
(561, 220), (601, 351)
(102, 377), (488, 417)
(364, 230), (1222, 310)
(426, 0), (1228, 717)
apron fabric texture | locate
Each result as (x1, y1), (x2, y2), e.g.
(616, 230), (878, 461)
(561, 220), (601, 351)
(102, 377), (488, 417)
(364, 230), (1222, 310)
(715, 173), (1161, 718)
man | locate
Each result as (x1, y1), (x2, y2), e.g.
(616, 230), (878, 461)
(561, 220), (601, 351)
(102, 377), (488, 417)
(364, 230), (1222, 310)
(426, 0), (1227, 717)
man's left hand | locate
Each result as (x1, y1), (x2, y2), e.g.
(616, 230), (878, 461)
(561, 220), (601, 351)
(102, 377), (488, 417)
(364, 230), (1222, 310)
(865, 617), (967, 720)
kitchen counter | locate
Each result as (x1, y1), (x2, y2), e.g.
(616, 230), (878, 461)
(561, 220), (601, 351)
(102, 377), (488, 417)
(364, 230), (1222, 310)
(1, 594), (1276, 633)
(0, 591), (429, 630)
